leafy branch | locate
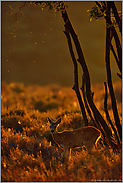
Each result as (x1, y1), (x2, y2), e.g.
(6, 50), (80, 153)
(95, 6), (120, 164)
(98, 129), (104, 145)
(87, 2), (122, 30)
(30, 1), (68, 13)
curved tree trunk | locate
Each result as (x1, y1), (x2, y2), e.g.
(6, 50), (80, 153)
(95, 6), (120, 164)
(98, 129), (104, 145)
(63, 28), (88, 126)
(62, 10), (116, 147)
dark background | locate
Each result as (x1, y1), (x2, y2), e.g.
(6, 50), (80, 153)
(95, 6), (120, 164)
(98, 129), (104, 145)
(2, 1), (121, 86)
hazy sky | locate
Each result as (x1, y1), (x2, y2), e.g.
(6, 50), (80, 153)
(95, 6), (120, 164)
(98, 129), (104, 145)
(2, 1), (121, 86)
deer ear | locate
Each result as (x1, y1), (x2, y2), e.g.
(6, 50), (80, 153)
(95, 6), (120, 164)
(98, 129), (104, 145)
(56, 117), (61, 125)
(47, 117), (52, 123)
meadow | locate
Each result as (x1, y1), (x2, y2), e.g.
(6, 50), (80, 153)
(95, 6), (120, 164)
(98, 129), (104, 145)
(1, 81), (122, 181)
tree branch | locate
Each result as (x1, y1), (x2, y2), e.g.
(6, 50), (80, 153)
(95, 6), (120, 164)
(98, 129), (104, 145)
(95, 1), (122, 67)
(111, 43), (122, 73)
(62, 10), (113, 144)
(63, 26), (88, 126)
(104, 82), (121, 147)
(109, 1), (122, 34)
(105, 2), (122, 143)
(80, 74), (97, 127)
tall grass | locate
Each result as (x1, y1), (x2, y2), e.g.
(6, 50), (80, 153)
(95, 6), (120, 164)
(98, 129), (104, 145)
(1, 81), (122, 181)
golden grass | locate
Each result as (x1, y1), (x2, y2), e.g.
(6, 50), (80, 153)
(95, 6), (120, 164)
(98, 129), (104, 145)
(1, 81), (122, 182)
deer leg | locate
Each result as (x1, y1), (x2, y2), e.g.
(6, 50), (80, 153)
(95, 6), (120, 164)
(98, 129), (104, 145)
(84, 142), (93, 153)
(69, 148), (71, 158)
(61, 147), (69, 158)
(61, 147), (70, 163)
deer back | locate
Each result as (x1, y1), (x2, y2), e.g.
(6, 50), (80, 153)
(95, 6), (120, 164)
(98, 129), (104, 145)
(52, 126), (100, 149)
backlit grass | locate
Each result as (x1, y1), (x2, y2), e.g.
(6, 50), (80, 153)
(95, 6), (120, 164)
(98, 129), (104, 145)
(1, 81), (122, 182)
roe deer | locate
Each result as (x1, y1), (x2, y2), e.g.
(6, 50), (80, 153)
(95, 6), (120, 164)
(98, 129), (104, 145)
(48, 117), (101, 158)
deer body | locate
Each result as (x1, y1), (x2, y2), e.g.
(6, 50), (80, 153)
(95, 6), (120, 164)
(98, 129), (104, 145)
(48, 117), (101, 158)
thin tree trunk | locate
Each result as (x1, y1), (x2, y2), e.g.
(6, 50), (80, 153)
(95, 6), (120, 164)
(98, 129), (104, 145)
(95, 1), (122, 65)
(104, 82), (121, 147)
(105, 2), (122, 143)
(111, 43), (121, 73)
(62, 10), (115, 147)
(63, 26), (88, 126)
(109, 1), (122, 34)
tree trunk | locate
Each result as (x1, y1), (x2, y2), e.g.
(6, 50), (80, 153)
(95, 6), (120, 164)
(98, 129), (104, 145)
(105, 2), (122, 143)
(62, 10), (117, 148)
